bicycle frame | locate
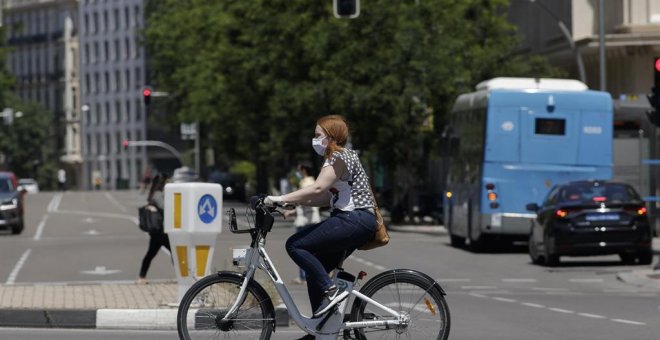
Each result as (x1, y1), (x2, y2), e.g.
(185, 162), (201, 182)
(224, 242), (406, 339)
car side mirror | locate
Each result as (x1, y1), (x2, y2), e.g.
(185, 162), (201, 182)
(526, 203), (539, 212)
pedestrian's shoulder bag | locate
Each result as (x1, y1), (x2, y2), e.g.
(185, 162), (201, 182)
(358, 185), (390, 251)
(138, 204), (163, 233)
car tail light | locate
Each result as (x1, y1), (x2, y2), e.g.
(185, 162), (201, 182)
(626, 206), (647, 216)
(555, 209), (568, 218)
(592, 196), (607, 202)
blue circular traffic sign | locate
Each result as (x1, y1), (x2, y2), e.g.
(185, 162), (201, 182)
(197, 194), (218, 224)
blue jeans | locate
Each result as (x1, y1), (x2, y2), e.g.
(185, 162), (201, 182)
(286, 209), (377, 311)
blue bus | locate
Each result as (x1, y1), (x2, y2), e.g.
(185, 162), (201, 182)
(443, 78), (613, 250)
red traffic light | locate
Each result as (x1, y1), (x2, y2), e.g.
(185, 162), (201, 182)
(655, 58), (660, 73)
(122, 140), (129, 149)
(143, 88), (152, 97)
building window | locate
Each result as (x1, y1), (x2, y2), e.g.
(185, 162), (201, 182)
(125, 100), (131, 122)
(104, 72), (110, 92)
(135, 67), (141, 89)
(103, 10), (108, 32)
(84, 14), (89, 35)
(84, 44), (89, 64)
(124, 69), (130, 90)
(93, 42), (99, 63)
(135, 99), (141, 121)
(105, 102), (111, 122)
(94, 73), (99, 93)
(104, 41), (109, 61)
(114, 39), (120, 60)
(115, 70), (120, 91)
(115, 100), (121, 122)
(124, 38), (130, 59)
(93, 12), (98, 33)
(114, 9), (120, 31)
(85, 74), (90, 94)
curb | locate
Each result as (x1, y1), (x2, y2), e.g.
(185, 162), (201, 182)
(616, 269), (660, 290)
(0, 307), (290, 330)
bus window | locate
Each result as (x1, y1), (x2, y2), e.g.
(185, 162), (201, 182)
(535, 118), (566, 135)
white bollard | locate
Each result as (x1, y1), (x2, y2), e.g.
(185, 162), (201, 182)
(164, 183), (223, 303)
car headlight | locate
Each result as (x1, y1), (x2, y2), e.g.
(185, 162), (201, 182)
(0, 198), (18, 210)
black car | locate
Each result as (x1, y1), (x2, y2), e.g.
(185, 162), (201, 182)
(526, 180), (652, 266)
(0, 171), (24, 234)
(208, 170), (247, 202)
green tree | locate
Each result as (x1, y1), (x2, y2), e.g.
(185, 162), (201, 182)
(143, 0), (562, 199)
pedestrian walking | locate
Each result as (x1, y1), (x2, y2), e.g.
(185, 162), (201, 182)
(57, 168), (66, 191)
(137, 173), (172, 284)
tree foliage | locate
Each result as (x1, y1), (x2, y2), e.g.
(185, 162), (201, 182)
(143, 0), (563, 196)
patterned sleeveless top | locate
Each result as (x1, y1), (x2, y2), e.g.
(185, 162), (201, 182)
(323, 148), (374, 211)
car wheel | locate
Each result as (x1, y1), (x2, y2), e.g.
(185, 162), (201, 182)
(528, 233), (543, 265)
(450, 234), (465, 248)
(619, 253), (637, 265)
(11, 220), (24, 235)
(543, 235), (559, 267)
(637, 251), (653, 265)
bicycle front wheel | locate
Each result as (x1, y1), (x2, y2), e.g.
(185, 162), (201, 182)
(177, 272), (275, 340)
(349, 269), (450, 340)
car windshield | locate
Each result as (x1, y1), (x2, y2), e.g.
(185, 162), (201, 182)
(0, 178), (14, 193)
(559, 183), (640, 204)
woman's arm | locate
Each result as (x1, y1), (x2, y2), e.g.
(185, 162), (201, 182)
(279, 158), (345, 206)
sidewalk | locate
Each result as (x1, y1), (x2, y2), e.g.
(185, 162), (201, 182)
(0, 280), (288, 329)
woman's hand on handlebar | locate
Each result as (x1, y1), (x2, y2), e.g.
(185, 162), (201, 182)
(264, 195), (295, 209)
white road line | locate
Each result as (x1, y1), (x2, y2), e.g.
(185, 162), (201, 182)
(578, 313), (606, 319)
(502, 278), (537, 283)
(33, 215), (48, 240)
(611, 319), (645, 326)
(6, 249), (32, 285)
(521, 302), (545, 308)
(437, 278), (471, 282)
(569, 278), (603, 283)
(461, 285), (497, 290)
(47, 193), (63, 212)
(469, 293), (487, 298)
(350, 256), (386, 271)
(104, 192), (127, 212)
(54, 209), (139, 225)
(532, 287), (569, 292)
(492, 297), (517, 303)
(548, 308), (574, 314)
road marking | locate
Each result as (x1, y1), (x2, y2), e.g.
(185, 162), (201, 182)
(6, 249), (32, 285)
(350, 256), (386, 271)
(47, 193), (63, 212)
(548, 308), (574, 314)
(611, 319), (645, 326)
(461, 285), (497, 290)
(578, 313), (606, 319)
(33, 215), (48, 240)
(492, 297), (517, 303)
(569, 278), (603, 283)
(469, 293), (488, 298)
(54, 209), (139, 225)
(437, 278), (471, 282)
(502, 278), (537, 283)
(521, 302), (545, 308)
(80, 266), (122, 275)
(532, 287), (569, 292)
(104, 192), (127, 212)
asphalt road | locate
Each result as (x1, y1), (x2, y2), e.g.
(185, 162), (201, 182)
(1, 190), (658, 339)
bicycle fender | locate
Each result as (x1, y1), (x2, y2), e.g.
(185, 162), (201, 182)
(366, 268), (447, 296)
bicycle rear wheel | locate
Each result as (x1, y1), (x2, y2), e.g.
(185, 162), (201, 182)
(349, 269), (450, 340)
(177, 272), (275, 340)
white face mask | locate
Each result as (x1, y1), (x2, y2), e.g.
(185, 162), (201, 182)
(312, 136), (327, 156)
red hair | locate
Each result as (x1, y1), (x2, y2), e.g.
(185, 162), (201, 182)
(317, 115), (349, 159)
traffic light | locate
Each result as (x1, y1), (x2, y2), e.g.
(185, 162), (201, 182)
(122, 140), (129, 150)
(333, 0), (359, 19)
(142, 87), (152, 107)
(646, 57), (660, 126)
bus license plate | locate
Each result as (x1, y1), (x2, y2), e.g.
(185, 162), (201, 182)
(585, 214), (619, 221)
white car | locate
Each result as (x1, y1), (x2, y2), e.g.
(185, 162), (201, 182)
(18, 178), (39, 193)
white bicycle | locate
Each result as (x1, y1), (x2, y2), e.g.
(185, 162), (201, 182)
(176, 196), (451, 339)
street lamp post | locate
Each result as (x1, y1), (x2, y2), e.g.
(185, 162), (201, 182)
(526, 0), (586, 84)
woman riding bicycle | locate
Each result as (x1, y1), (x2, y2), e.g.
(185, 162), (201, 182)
(265, 115), (377, 336)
